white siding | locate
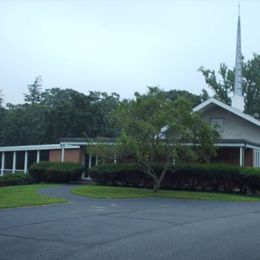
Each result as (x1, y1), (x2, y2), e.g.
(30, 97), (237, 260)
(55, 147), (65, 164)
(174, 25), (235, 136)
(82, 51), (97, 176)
(201, 107), (260, 143)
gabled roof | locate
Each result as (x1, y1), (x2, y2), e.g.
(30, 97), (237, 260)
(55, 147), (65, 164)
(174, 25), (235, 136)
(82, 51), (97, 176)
(193, 98), (260, 128)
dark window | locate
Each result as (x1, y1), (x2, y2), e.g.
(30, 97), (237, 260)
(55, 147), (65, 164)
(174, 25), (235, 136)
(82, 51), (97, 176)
(210, 118), (224, 133)
(5, 152), (13, 169)
(40, 150), (49, 161)
(16, 151), (25, 170)
(28, 151), (37, 167)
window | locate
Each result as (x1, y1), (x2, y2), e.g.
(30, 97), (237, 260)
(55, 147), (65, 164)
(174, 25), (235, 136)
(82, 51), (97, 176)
(254, 150), (260, 168)
(210, 118), (224, 133)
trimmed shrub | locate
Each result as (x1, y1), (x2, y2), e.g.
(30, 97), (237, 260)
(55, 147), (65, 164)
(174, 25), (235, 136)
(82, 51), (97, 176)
(239, 167), (260, 193)
(88, 162), (260, 194)
(29, 161), (84, 183)
(163, 164), (240, 191)
(0, 173), (33, 186)
(88, 163), (152, 187)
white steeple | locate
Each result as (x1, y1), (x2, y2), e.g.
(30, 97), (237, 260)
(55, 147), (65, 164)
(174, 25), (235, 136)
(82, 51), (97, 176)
(231, 5), (245, 111)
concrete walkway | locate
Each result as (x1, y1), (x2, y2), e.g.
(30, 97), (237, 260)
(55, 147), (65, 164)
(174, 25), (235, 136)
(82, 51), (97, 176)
(1, 185), (260, 260)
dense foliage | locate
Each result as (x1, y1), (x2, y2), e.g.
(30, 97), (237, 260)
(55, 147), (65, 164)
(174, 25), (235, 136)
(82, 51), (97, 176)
(0, 84), (120, 145)
(0, 173), (33, 186)
(29, 161), (83, 183)
(88, 163), (260, 194)
(112, 87), (218, 191)
(0, 78), (203, 146)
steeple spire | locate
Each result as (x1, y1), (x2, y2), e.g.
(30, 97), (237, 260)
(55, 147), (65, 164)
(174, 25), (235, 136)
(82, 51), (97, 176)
(234, 7), (242, 95)
(231, 6), (245, 111)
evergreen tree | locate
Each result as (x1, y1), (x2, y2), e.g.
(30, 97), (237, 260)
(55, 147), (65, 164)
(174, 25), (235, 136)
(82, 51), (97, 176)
(24, 76), (42, 104)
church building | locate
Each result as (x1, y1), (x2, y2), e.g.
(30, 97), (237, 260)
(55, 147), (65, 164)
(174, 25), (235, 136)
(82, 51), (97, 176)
(0, 12), (260, 175)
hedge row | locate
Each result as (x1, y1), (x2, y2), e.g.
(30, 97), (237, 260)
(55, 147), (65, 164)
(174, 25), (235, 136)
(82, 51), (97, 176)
(87, 163), (260, 194)
(87, 163), (152, 187)
(29, 161), (83, 183)
(0, 173), (33, 186)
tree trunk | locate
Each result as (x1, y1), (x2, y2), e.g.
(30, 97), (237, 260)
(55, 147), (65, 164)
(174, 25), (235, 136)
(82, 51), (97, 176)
(153, 180), (161, 192)
(143, 166), (162, 192)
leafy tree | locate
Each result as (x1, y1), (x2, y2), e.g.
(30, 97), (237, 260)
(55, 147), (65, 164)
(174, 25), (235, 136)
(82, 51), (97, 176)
(199, 63), (234, 105)
(86, 137), (117, 164)
(40, 88), (120, 142)
(199, 89), (210, 102)
(199, 54), (260, 116)
(165, 89), (202, 106)
(147, 87), (202, 107)
(0, 89), (3, 107)
(40, 88), (94, 141)
(243, 54), (260, 116)
(1, 87), (120, 146)
(87, 91), (120, 137)
(24, 76), (42, 104)
(112, 87), (218, 192)
(0, 103), (49, 145)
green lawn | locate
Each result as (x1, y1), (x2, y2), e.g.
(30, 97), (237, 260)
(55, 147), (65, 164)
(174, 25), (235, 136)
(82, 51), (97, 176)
(0, 184), (67, 209)
(70, 185), (260, 202)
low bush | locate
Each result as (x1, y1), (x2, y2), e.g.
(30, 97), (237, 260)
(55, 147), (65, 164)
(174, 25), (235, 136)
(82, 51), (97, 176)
(162, 163), (242, 192)
(29, 162), (84, 183)
(88, 163), (260, 194)
(0, 173), (33, 186)
(239, 167), (260, 193)
(88, 163), (152, 187)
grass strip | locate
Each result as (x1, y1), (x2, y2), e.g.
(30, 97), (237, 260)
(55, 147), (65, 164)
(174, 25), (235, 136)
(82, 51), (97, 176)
(70, 185), (260, 202)
(0, 184), (67, 209)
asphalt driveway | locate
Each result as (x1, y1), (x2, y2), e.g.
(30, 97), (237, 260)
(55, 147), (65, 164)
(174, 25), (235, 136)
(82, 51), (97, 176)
(1, 185), (260, 260)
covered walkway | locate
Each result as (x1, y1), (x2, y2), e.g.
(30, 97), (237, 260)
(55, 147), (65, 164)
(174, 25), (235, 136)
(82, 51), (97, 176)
(0, 144), (80, 175)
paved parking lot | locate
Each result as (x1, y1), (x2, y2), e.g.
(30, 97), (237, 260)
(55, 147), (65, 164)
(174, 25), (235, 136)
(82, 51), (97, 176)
(1, 185), (260, 260)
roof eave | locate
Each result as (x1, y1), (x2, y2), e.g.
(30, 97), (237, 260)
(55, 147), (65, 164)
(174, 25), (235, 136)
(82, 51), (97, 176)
(193, 98), (260, 127)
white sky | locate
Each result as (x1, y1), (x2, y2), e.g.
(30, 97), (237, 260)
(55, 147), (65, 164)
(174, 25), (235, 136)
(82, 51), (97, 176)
(1, 0), (260, 104)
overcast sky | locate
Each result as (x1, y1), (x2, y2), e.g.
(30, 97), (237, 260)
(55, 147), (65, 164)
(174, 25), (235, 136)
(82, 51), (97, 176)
(1, 0), (260, 105)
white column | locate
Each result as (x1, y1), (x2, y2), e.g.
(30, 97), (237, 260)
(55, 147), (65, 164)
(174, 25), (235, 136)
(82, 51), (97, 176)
(254, 149), (260, 168)
(239, 147), (244, 167)
(253, 150), (256, 167)
(1, 152), (5, 176)
(24, 151), (28, 174)
(88, 154), (92, 168)
(81, 146), (86, 179)
(81, 147), (86, 167)
(61, 144), (65, 162)
(256, 150), (258, 167)
(12, 151), (16, 174)
(36, 150), (40, 163)
(95, 155), (98, 166)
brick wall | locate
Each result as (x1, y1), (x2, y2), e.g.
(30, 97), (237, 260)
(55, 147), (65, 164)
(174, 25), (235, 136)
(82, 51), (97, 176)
(49, 149), (81, 163)
(245, 148), (253, 167)
(212, 147), (253, 167)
